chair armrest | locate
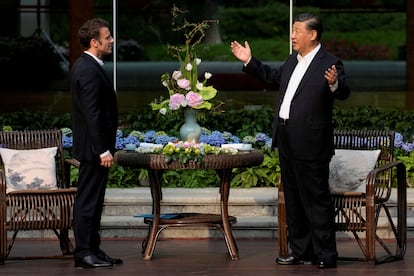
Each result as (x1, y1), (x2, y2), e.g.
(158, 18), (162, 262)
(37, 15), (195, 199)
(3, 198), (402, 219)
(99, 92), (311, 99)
(64, 158), (80, 188)
(366, 161), (407, 202)
(65, 158), (80, 168)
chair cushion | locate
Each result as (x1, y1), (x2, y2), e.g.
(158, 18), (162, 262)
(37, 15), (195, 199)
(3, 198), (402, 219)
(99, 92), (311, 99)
(329, 149), (381, 194)
(0, 147), (58, 193)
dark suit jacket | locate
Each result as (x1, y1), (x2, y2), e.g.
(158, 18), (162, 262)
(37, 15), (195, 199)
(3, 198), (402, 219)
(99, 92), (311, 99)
(243, 46), (350, 161)
(70, 53), (119, 161)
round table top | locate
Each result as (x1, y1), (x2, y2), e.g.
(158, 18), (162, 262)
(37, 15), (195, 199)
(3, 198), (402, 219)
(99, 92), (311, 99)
(114, 150), (264, 170)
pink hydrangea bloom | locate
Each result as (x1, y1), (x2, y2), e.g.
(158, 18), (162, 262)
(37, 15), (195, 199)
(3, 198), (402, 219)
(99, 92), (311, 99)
(177, 78), (191, 90)
(186, 91), (203, 108)
(169, 93), (186, 110)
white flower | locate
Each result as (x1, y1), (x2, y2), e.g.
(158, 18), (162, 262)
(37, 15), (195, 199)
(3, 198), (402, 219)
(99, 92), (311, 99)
(162, 80), (168, 87)
(185, 63), (193, 71)
(195, 58), (201, 65)
(196, 81), (204, 91)
(204, 72), (212, 80)
(159, 108), (167, 115)
(172, 70), (182, 80)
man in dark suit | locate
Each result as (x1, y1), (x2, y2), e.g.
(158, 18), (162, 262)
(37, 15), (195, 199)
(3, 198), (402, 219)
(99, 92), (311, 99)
(231, 13), (350, 269)
(70, 18), (121, 269)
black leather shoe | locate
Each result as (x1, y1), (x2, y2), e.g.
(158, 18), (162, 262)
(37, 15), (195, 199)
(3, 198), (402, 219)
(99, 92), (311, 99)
(74, 254), (113, 269)
(318, 259), (337, 269)
(275, 255), (305, 265)
(95, 251), (123, 265)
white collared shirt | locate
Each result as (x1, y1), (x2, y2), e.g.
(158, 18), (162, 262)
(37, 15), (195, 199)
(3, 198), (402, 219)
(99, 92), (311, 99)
(84, 51), (104, 66)
(279, 44), (321, 119)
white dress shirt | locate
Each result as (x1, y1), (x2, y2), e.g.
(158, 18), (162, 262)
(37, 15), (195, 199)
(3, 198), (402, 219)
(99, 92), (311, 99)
(279, 44), (321, 119)
(84, 51), (104, 66)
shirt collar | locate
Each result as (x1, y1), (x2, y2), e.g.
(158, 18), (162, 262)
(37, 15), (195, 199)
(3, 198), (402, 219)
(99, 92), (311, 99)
(297, 43), (321, 64)
(84, 51), (104, 66)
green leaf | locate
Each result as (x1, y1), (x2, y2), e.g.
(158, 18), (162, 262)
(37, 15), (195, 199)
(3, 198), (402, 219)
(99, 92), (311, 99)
(193, 101), (212, 110)
(199, 86), (217, 100)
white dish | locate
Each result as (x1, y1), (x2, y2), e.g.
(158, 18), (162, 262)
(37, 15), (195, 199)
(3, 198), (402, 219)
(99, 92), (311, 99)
(135, 143), (163, 153)
(139, 143), (163, 148)
(221, 143), (252, 151)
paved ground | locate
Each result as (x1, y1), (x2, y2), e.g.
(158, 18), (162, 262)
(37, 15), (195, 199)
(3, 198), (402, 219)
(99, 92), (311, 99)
(1, 238), (413, 275)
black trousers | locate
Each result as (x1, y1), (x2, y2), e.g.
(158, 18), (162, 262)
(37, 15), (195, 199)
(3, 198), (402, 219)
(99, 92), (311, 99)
(277, 126), (337, 261)
(73, 159), (109, 259)
(279, 154), (337, 261)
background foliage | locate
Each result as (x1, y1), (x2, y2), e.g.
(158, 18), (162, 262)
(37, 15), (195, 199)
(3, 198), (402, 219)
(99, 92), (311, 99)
(44, 1), (406, 62)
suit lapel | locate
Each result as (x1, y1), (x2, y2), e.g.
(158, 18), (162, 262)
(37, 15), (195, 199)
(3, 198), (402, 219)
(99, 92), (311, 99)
(292, 48), (325, 98)
(81, 53), (115, 93)
(280, 54), (299, 99)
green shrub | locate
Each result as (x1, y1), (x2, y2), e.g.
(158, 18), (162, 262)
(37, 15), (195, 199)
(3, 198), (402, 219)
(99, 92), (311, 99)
(218, 3), (319, 41)
(3, 105), (414, 188)
(0, 110), (71, 130)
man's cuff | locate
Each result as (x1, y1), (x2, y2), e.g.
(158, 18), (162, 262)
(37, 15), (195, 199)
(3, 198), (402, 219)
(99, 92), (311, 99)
(329, 80), (338, 92)
(100, 150), (110, 158)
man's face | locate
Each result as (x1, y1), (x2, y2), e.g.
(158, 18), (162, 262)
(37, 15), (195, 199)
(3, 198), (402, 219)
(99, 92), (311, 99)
(92, 27), (114, 57)
(291, 21), (316, 56)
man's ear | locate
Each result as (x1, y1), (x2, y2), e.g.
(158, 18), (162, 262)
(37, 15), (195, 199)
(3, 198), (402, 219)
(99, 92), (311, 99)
(311, 30), (318, 41)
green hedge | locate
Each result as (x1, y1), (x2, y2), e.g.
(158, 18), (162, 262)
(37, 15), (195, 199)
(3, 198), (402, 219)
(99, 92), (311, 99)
(3, 104), (414, 145)
(2, 105), (414, 188)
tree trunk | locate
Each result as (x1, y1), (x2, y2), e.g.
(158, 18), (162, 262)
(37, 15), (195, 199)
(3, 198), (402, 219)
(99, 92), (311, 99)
(69, 0), (94, 68)
(203, 0), (222, 44)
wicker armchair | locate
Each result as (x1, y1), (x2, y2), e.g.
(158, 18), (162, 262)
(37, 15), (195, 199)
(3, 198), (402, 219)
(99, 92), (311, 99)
(0, 130), (79, 264)
(277, 129), (407, 264)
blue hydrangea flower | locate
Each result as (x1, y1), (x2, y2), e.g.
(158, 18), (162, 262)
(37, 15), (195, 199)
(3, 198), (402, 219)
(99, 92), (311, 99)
(230, 135), (241, 143)
(402, 142), (414, 153)
(143, 130), (157, 143)
(116, 129), (123, 138)
(115, 135), (140, 150)
(62, 135), (73, 148)
(155, 135), (172, 145)
(394, 132), (404, 148)
(200, 131), (225, 146)
(255, 132), (268, 142)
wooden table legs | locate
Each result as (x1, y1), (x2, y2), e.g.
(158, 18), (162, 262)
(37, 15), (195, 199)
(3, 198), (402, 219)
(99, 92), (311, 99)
(141, 168), (239, 260)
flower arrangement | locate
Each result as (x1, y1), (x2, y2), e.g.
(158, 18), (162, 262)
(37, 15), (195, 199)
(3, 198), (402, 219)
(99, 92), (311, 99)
(153, 141), (237, 164)
(150, 5), (219, 115)
(60, 128), (272, 165)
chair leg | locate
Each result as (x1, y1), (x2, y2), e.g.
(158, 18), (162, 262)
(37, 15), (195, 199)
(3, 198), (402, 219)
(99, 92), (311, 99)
(277, 186), (289, 257)
(373, 203), (406, 264)
(0, 229), (5, 264)
(54, 229), (74, 255)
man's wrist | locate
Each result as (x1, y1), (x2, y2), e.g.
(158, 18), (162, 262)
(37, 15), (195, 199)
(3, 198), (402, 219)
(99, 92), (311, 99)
(244, 56), (252, 66)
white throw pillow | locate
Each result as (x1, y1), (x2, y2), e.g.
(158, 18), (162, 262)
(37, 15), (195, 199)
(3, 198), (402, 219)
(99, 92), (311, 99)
(0, 147), (58, 193)
(329, 149), (381, 194)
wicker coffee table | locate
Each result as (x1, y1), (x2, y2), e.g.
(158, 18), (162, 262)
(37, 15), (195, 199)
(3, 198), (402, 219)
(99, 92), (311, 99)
(114, 150), (264, 260)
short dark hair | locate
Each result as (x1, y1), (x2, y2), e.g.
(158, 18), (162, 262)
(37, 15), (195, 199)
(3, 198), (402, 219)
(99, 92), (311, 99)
(295, 13), (323, 41)
(78, 18), (110, 50)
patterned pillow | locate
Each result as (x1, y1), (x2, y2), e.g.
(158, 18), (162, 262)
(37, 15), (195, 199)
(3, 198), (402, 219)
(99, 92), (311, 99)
(0, 147), (58, 193)
(329, 149), (381, 194)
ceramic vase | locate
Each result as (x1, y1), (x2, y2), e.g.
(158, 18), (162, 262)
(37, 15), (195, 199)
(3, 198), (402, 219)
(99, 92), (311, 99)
(180, 109), (201, 142)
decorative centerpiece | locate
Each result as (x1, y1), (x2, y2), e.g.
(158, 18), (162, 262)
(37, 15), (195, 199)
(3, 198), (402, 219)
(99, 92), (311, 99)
(150, 5), (220, 143)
